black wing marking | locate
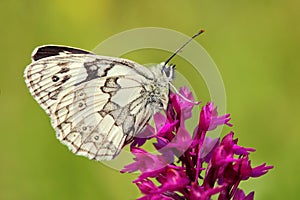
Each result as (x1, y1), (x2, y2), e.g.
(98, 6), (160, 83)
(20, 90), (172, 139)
(32, 45), (94, 61)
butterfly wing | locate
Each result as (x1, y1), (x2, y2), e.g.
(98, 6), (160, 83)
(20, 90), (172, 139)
(24, 45), (156, 160)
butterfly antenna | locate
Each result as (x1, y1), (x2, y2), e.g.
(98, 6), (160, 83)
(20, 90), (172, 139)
(165, 29), (204, 105)
(163, 29), (205, 67)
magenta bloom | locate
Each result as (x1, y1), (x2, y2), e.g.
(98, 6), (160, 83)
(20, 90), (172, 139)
(121, 87), (273, 200)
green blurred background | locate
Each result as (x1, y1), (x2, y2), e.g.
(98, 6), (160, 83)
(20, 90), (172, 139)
(1, 0), (299, 199)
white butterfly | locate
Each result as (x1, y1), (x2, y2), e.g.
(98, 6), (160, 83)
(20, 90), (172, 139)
(24, 45), (175, 160)
(24, 30), (203, 161)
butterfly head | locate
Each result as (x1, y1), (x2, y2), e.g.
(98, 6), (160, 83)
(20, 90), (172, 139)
(161, 63), (175, 81)
(147, 63), (175, 112)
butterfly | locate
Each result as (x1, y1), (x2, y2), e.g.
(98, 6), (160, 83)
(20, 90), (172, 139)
(24, 30), (204, 161)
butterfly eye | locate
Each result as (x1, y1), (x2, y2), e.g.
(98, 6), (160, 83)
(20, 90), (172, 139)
(161, 64), (175, 80)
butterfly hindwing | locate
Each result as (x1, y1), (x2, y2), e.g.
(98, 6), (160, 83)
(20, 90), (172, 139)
(24, 45), (159, 160)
